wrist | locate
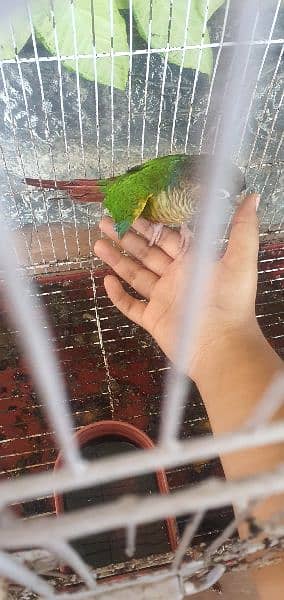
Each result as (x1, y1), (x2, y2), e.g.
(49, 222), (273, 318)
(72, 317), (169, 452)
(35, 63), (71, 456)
(191, 322), (283, 434)
(191, 320), (262, 386)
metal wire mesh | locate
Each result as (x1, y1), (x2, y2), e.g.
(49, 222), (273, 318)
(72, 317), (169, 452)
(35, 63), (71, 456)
(0, 0), (282, 272)
(0, 1), (283, 598)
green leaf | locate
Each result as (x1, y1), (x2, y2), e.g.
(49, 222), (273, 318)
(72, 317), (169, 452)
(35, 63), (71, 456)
(35, 0), (129, 90)
(0, 0), (42, 60)
(197, 0), (226, 22)
(133, 0), (225, 76)
(116, 0), (130, 8)
(0, 2), (60, 59)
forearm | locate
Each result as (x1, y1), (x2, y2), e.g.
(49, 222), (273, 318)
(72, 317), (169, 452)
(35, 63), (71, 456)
(194, 324), (283, 484)
(193, 325), (284, 599)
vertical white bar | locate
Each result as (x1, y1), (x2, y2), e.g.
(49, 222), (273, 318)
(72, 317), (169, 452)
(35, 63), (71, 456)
(198, 0), (231, 153)
(208, 9), (259, 161)
(259, 129), (283, 226)
(237, 0), (282, 160)
(248, 44), (283, 171)
(69, 0), (87, 176)
(259, 90), (284, 168)
(90, 0), (104, 245)
(49, 0), (71, 173)
(90, 270), (114, 415)
(10, 22), (57, 265)
(49, 0), (81, 264)
(278, 176), (284, 231)
(213, 8), (258, 163)
(170, 0), (192, 154)
(46, 541), (96, 589)
(109, 0), (115, 176)
(184, 0), (210, 153)
(274, 129), (283, 161)
(160, 1), (261, 446)
(0, 218), (82, 471)
(0, 143), (32, 264)
(86, 203), (92, 259)
(155, 0), (174, 157)
(69, 0), (88, 263)
(204, 504), (252, 563)
(125, 523), (137, 558)
(260, 169), (274, 201)
(127, 0), (133, 167)
(141, 0), (153, 162)
(0, 61), (47, 269)
(172, 511), (203, 571)
(27, 3), (68, 265)
(27, 3), (57, 184)
(90, 0), (102, 178)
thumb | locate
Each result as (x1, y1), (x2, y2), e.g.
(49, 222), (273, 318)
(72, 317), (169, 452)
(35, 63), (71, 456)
(224, 193), (260, 269)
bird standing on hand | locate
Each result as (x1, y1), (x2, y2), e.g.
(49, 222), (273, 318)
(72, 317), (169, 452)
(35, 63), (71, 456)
(25, 154), (245, 252)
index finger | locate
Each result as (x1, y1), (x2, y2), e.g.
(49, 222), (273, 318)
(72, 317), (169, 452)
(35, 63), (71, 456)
(132, 218), (181, 259)
(224, 193), (259, 270)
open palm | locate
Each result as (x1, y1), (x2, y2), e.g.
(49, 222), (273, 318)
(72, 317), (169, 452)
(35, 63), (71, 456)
(94, 194), (259, 380)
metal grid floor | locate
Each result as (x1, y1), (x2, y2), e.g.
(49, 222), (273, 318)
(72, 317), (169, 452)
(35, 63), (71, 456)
(0, 240), (283, 581)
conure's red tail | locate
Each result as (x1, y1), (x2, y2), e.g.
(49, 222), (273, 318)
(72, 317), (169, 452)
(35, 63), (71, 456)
(24, 178), (105, 202)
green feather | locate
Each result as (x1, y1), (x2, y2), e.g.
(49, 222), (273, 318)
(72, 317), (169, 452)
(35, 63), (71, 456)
(114, 219), (132, 239)
(103, 154), (187, 234)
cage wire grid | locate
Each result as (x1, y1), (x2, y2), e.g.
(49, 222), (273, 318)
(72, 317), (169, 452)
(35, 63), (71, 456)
(0, 0), (283, 598)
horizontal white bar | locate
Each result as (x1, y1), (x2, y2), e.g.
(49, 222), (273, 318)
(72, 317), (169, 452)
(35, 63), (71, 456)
(46, 540), (96, 589)
(1, 413), (284, 506)
(59, 566), (186, 600)
(0, 38), (283, 65)
(0, 550), (54, 599)
(2, 465), (284, 550)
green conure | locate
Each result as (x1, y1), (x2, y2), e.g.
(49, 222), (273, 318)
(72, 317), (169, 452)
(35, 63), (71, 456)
(25, 154), (246, 250)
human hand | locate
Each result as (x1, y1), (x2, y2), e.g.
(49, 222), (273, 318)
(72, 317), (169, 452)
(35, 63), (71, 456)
(94, 194), (260, 382)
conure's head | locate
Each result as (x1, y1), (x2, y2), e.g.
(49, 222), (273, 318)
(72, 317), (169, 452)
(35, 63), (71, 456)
(182, 154), (246, 206)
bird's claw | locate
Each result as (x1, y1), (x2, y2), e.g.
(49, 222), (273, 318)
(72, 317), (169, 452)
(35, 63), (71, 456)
(178, 224), (194, 254)
(148, 223), (164, 247)
(147, 222), (193, 254)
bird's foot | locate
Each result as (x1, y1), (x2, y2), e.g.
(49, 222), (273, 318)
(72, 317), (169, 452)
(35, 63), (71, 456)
(148, 223), (164, 247)
(178, 224), (194, 254)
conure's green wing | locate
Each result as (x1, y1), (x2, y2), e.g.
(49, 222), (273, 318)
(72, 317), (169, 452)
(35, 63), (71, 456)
(103, 154), (187, 237)
(112, 194), (149, 238)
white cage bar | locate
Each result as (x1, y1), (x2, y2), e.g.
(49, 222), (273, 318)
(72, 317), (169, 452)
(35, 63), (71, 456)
(0, 0), (283, 598)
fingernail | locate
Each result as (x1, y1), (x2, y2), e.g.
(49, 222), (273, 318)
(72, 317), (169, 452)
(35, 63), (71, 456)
(255, 194), (260, 211)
